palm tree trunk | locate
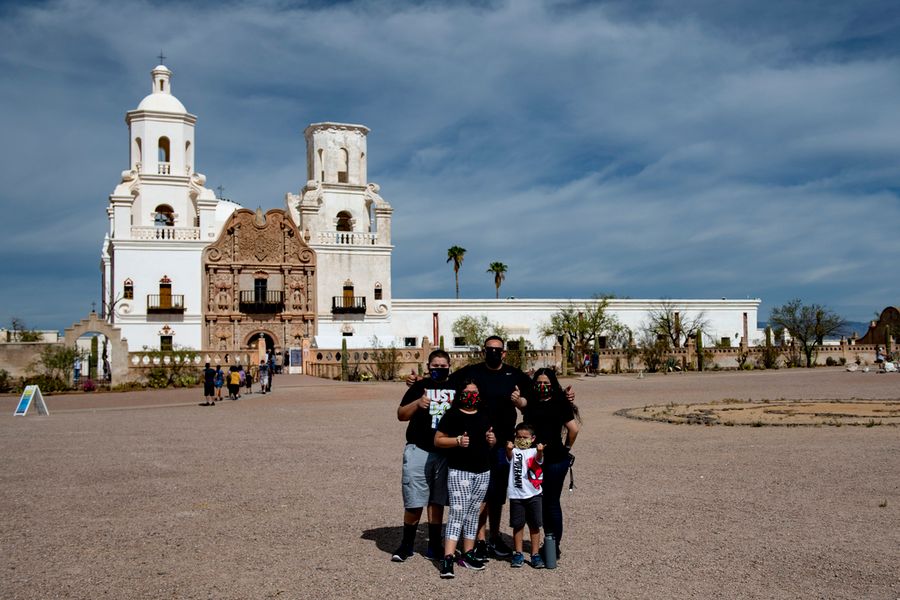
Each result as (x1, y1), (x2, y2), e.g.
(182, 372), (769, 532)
(455, 270), (460, 299)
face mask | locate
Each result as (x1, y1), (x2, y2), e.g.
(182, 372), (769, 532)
(484, 347), (503, 368)
(514, 437), (533, 449)
(459, 391), (480, 409)
(537, 382), (552, 400)
(429, 367), (449, 381)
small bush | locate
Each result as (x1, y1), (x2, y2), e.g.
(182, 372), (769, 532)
(82, 378), (96, 392)
(0, 369), (12, 393)
(825, 356), (837, 366)
(21, 374), (70, 393)
(111, 381), (144, 392)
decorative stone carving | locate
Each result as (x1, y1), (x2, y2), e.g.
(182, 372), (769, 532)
(214, 323), (231, 350)
(213, 274), (232, 312)
(288, 275), (306, 310)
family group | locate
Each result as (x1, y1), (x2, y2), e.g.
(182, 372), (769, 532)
(394, 337), (581, 579)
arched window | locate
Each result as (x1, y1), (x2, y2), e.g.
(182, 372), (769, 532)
(374, 282), (382, 300)
(318, 148), (324, 182)
(185, 141), (191, 173)
(158, 137), (170, 162)
(134, 137), (142, 168)
(337, 148), (349, 183)
(154, 204), (175, 227)
(123, 278), (134, 300)
(336, 211), (353, 232)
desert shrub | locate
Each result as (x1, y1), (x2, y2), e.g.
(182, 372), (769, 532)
(21, 374), (70, 393)
(825, 356), (837, 366)
(82, 378), (96, 392)
(111, 381), (144, 392)
(0, 369), (12, 393)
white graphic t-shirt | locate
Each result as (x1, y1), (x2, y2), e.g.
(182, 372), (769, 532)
(507, 447), (543, 499)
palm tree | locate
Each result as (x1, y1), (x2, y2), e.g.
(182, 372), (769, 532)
(487, 262), (508, 299)
(446, 246), (466, 299)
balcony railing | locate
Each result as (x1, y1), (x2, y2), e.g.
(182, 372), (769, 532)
(315, 231), (378, 246)
(158, 162), (171, 175)
(131, 226), (200, 241)
(332, 296), (366, 314)
(147, 294), (185, 313)
(239, 290), (284, 312)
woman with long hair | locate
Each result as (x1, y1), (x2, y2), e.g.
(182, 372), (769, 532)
(521, 367), (580, 561)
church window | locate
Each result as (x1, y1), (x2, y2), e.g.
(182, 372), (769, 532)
(134, 137), (142, 167)
(337, 148), (349, 183)
(336, 211), (353, 232)
(159, 278), (173, 309)
(154, 205), (175, 227)
(123, 279), (134, 300)
(158, 137), (170, 162)
(374, 283), (382, 300)
(404, 337), (417, 347)
(254, 278), (268, 303)
(454, 337), (466, 347)
(318, 149), (324, 182)
(185, 141), (191, 173)
(160, 335), (173, 351)
(343, 282), (354, 308)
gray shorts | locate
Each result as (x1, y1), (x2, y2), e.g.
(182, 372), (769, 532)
(509, 495), (543, 530)
(401, 444), (449, 509)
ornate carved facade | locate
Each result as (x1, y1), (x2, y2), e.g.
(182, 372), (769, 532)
(202, 208), (317, 352)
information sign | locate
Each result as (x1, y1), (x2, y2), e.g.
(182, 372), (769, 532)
(13, 385), (49, 416)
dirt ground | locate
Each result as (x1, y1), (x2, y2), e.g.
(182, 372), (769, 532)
(1, 368), (898, 599)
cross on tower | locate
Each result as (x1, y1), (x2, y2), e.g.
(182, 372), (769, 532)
(158, 50), (166, 65)
(216, 185), (225, 198)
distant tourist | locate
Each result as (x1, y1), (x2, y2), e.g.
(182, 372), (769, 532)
(258, 360), (269, 395)
(213, 365), (225, 402)
(228, 366), (241, 400)
(202, 362), (216, 406)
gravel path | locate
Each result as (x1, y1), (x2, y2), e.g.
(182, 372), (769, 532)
(1, 369), (898, 599)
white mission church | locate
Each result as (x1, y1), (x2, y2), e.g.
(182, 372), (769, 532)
(101, 64), (761, 360)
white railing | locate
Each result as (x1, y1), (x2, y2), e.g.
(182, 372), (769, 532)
(131, 226), (200, 240)
(315, 231), (378, 245)
(158, 162), (171, 175)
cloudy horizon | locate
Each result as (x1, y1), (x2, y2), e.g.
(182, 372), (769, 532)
(1, 0), (898, 330)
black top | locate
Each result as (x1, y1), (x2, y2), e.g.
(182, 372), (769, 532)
(449, 363), (532, 444)
(400, 379), (455, 453)
(436, 407), (493, 473)
(522, 392), (576, 464)
(203, 367), (215, 385)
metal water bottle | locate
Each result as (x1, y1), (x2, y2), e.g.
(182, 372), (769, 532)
(543, 533), (558, 569)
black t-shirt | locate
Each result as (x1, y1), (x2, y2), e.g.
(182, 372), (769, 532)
(203, 367), (215, 385)
(399, 378), (455, 452)
(522, 393), (576, 464)
(449, 363), (532, 444)
(436, 407), (492, 473)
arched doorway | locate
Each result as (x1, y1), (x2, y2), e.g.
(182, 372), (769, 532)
(63, 312), (129, 385)
(246, 331), (276, 366)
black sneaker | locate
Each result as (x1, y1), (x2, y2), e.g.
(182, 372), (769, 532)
(457, 549), (486, 571)
(473, 539), (490, 563)
(489, 537), (513, 558)
(391, 546), (414, 562)
(439, 555), (455, 578)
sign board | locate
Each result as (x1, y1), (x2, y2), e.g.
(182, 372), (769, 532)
(288, 347), (303, 374)
(14, 385), (49, 416)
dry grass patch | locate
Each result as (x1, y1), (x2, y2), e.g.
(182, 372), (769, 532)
(617, 399), (900, 427)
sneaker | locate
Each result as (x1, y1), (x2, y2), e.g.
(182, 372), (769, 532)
(531, 553), (545, 569)
(457, 549), (486, 571)
(489, 537), (513, 558)
(426, 545), (443, 561)
(510, 552), (525, 568)
(473, 539), (490, 563)
(439, 555), (455, 579)
(390, 546), (414, 562)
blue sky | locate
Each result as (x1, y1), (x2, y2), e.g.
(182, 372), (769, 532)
(1, 0), (898, 329)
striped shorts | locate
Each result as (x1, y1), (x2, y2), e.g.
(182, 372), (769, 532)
(445, 468), (490, 542)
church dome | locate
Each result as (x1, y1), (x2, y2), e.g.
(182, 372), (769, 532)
(136, 65), (187, 114)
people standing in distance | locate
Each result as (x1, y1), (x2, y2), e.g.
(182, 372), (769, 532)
(227, 366), (241, 400)
(258, 360), (269, 395)
(201, 362), (216, 406)
(266, 351), (276, 393)
(506, 423), (545, 568)
(434, 380), (497, 578)
(213, 364), (225, 402)
(392, 350), (455, 562)
(521, 368), (580, 563)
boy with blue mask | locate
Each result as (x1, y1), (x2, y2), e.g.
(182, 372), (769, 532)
(393, 349), (455, 562)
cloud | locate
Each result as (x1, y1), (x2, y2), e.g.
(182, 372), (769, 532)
(1, 0), (899, 329)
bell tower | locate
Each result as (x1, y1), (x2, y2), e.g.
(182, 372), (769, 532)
(286, 122), (394, 346)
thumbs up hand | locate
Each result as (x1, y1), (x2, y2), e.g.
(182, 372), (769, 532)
(511, 385), (521, 405)
(485, 426), (496, 447)
(565, 385), (575, 403)
(460, 431), (470, 448)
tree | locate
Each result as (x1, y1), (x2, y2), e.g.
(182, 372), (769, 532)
(644, 300), (710, 348)
(539, 298), (622, 363)
(8, 317), (41, 342)
(487, 262), (508, 299)
(770, 299), (846, 368)
(446, 246), (466, 299)
(33, 345), (86, 383)
(452, 315), (508, 349)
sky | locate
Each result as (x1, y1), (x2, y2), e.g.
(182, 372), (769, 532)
(1, 0), (899, 330)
